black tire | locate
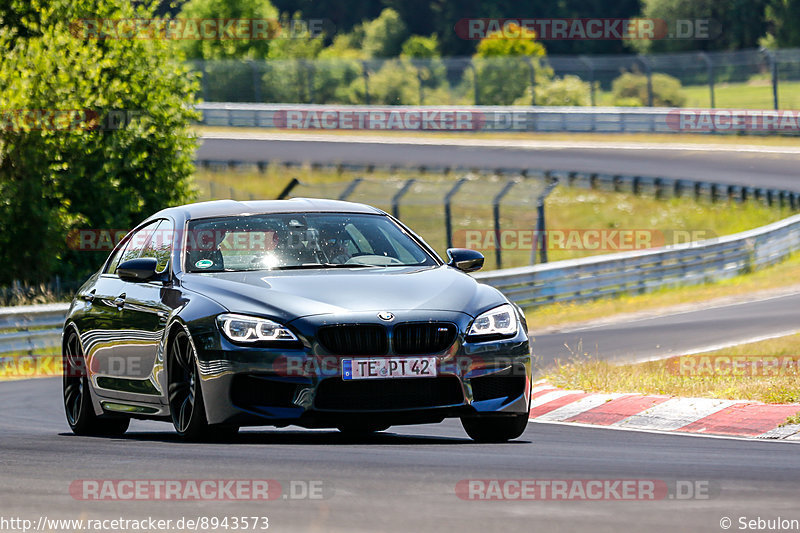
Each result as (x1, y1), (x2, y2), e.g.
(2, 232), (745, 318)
(168, 329), (238, 441)
(460, 413), (529, 443)
(63, 330), (129, 437)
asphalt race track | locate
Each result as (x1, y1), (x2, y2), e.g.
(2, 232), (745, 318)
(197, 134), (800, 190)
(532, 291), (800, 369)
(2, 378), (800, 533)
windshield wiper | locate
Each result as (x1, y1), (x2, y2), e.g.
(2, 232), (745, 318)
(272, 263), (379, 270)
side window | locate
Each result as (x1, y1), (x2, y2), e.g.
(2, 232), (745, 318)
(105, 240), (130, 275)
(140, 219), (173, 273)
(108, 221), (160, 274)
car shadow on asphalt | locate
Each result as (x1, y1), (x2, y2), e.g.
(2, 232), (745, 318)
(59, 430), (532, 446)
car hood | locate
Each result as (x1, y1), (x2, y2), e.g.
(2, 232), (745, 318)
(180, 265), (506, 322)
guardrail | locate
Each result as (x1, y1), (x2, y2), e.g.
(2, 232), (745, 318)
(474, 212), (800, 308)
(196, 103), (800, 135)
(0, 303), (69, 355)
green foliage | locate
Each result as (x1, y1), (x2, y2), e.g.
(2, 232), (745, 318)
(401, 34), (440, 59)
(177, 0), (278, 60)
(765, 0), (800, 48)
(611, 72), (687, 107)
(401, 35), (447, 100)
(469, 23), (551, 105)
(0, 0), (198, 284)
(260, 13), (325, 103)
(631, 0), (769, 53)
(319, 27), (366, 60)
(361, 8), (408, 58)
(514, 76), (592, 106)
(474, 24), (547, 58)
(345, 59), (420, 105)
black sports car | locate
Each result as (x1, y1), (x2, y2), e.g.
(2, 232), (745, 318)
(62, 199), (532, 442)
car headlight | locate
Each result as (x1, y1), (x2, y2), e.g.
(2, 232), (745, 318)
(217, 313), (298, 343)
(467, 304), (518, 339)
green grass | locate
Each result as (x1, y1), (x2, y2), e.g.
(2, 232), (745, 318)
(595, 79), (800, 110)
(545, 333), (800, 405)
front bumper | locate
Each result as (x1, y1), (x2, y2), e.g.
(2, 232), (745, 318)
(189, 310), (532, 427)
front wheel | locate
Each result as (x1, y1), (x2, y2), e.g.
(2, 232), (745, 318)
(168, 329), (238, 441)
(460, 413), (529, 443)
(63, 330), (129, 437)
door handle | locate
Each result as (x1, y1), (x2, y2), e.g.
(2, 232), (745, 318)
(114, 294), (126, 309)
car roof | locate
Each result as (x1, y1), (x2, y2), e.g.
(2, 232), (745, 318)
(150, 198), (386, 222)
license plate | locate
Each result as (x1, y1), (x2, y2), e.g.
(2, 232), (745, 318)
(342, 357), (437, 380)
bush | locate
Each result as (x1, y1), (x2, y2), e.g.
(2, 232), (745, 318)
(467, 23), (551, 105)
(344, 59), (421, 105)
(611, 72), (687, 107)
(178, 0), (277, 60)
(0, 0), (198, 284)
(514, 75), (592, 106)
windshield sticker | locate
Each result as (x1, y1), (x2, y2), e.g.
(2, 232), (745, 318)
(194, 259), (214, 269)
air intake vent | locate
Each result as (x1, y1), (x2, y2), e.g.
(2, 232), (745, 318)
(317, 325), (388, 356)
(393, 323), (457, 355)
(314, 376), (464, 411)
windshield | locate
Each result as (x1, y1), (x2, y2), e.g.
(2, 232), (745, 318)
(184, 212), (438, 272)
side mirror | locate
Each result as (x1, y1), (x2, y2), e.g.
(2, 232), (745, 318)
(117, 257), (161, 282)
(446, 248), (484, 273)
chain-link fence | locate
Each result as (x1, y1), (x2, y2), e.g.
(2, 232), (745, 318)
(196, 170), (555, 270)
(190, 48), (800, 109)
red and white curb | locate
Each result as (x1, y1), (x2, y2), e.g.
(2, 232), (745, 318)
(529, 381), (800, 440)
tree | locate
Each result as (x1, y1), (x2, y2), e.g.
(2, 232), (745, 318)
(633, 0), (770, 53)
(765, 0), (800, 47)
(0, 0), (198, 284)
(362, 8), (408, 58)
(177, 0), (279, 60)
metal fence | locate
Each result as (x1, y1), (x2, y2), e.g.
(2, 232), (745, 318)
(276, 174), (556, 269)
(190, 48), (800, 109)
(195, 159), (800, 270)
(196, 160), (800, 212)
